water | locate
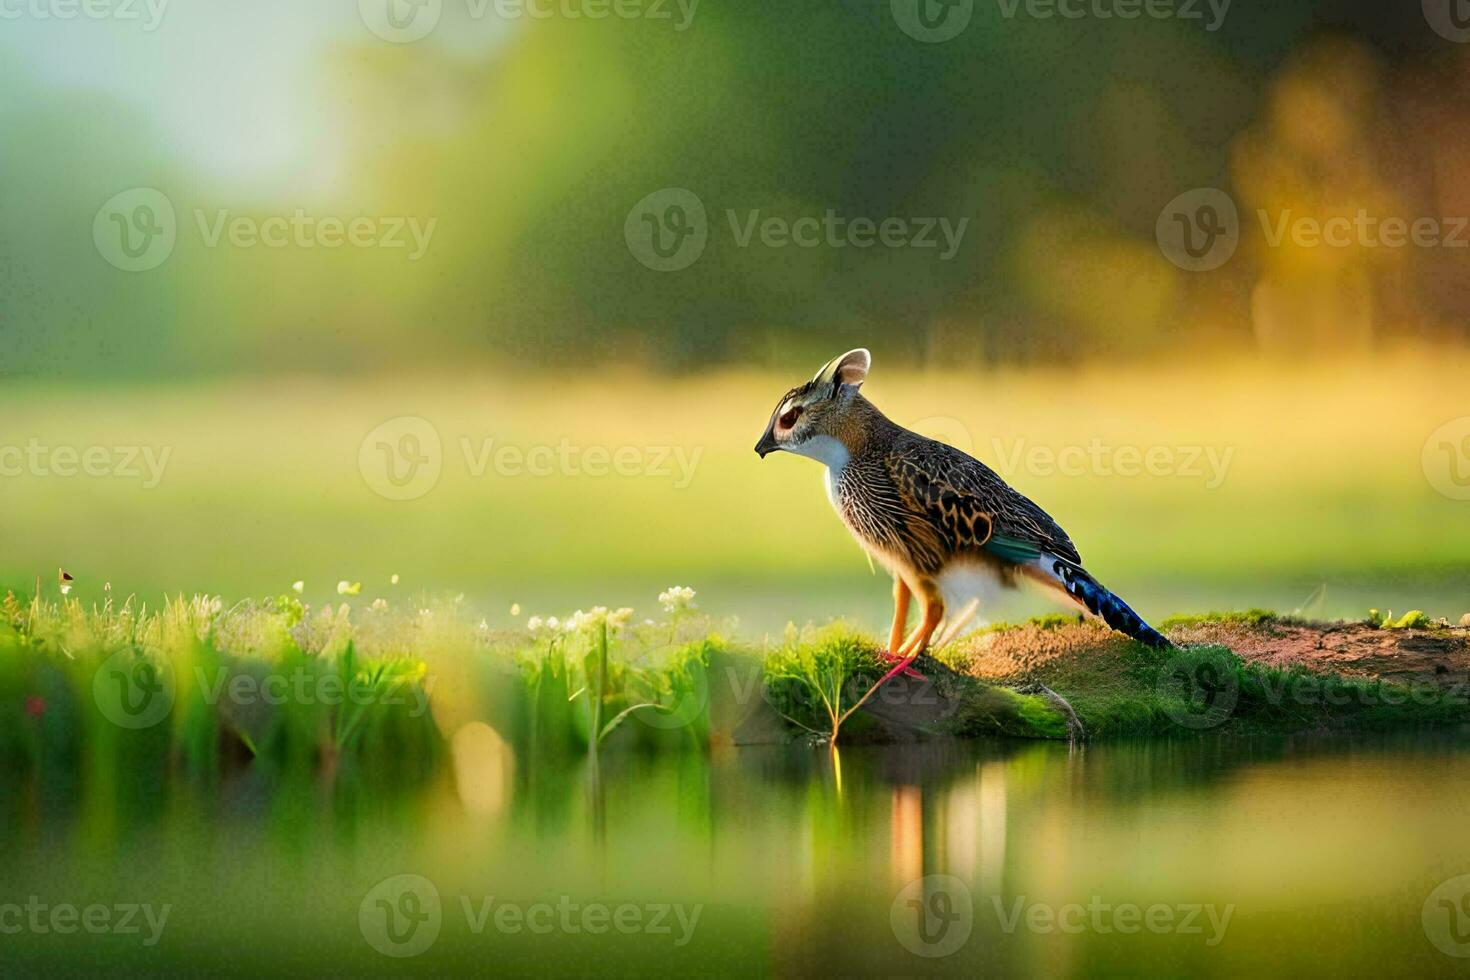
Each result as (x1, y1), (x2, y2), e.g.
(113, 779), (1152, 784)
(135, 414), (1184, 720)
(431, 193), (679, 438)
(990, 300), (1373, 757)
(7, 732), (1470, 976)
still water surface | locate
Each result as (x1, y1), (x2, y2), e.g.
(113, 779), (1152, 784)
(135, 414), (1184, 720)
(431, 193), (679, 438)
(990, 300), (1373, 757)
(8, 732), (1470, 975)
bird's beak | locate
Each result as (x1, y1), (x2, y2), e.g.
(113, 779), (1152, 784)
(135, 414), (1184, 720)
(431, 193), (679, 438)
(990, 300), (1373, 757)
(754, 427), (780, 459)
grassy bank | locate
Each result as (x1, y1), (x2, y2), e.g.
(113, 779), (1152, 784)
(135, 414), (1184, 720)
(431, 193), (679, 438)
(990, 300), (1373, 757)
(5, 588), (1467, 791)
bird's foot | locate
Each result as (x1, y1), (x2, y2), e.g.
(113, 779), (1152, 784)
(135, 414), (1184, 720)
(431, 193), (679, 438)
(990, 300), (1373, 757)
(876, 649), (926, 680)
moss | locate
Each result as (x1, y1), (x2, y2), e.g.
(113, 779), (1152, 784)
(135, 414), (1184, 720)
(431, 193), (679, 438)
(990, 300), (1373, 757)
(1023, 637), (1467, 738)
(1157, 608), (1284, 630)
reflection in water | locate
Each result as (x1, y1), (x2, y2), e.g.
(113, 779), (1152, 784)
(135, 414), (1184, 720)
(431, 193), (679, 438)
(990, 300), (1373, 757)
(450, 722), (514, 817)
(890, 784), (922, 890)
(6, 731), (1470, 974)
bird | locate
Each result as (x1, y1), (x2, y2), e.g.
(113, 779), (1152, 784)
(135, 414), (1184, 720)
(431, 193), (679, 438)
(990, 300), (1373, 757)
(753, 348), (1172, 686)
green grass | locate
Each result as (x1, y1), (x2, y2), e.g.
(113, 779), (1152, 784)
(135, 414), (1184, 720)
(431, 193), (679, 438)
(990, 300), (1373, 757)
(8, 584), (1463, 786)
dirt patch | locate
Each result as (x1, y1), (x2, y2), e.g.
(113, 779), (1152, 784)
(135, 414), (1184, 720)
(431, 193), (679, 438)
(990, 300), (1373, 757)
(959, 615), (1470, 689)
(1168, 620), (1470, 687)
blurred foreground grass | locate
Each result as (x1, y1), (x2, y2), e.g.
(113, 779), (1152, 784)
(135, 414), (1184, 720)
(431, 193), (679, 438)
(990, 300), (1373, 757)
(0, 349), (1466, 629)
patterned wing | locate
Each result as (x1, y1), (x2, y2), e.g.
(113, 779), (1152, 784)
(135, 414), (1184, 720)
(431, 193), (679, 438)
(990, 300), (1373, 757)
(886, 435), (1081, 567)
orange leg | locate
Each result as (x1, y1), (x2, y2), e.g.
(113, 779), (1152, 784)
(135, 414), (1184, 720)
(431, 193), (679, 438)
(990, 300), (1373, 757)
(887, 578), (911, 654)
(875, 589), (943, 688)
(836, 586), (946, 737)
(896, 593), (943, 660)
(882, 578), (924, 680)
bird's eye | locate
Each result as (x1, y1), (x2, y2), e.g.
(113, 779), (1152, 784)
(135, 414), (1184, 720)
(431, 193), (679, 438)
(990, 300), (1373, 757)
(779, 406), (803, 429)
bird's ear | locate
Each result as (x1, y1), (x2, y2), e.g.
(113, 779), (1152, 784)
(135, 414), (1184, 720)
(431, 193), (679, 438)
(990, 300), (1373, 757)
(813, 348), (871, 389)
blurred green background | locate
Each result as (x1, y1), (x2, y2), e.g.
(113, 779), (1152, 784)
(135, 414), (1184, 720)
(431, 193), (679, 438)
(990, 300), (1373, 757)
(2, 1), (1468, 626)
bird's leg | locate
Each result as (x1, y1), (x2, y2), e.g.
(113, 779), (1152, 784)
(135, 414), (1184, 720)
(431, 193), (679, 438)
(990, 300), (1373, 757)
(875, 592), (943, 688)
(879, 579), (924, 679)
(837, 591), (946, 734)
(886, 578), (911, 655)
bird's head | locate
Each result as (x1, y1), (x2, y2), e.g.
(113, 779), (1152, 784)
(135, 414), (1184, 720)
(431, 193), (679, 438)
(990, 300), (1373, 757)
(754, 348), (871, 463)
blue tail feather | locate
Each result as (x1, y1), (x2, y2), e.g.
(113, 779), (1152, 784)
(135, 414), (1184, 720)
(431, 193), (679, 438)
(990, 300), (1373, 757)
(1048, 559), (1173, 649)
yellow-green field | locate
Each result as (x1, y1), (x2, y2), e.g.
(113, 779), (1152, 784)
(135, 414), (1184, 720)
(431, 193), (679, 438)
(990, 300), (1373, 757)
(3, 349), (1467, 631)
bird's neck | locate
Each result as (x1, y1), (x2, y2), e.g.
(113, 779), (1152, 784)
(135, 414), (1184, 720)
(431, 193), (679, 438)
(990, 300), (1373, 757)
(801, 394), (898, 469)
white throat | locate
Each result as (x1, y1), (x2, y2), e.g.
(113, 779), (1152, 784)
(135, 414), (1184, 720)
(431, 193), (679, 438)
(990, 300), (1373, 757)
(790, 433), (850, 471)
(790, 434), (851, 509)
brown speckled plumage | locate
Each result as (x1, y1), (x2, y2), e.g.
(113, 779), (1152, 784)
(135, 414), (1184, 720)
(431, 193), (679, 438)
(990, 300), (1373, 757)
(755, 348), (1172, 657)
(829, 394), (1079, 576)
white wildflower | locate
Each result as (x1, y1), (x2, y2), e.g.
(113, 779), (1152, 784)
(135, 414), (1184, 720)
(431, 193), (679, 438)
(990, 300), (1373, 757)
(527, 615), (545, 632)
(510, 603), (521, 617)
(608, 607), (634, 631)
(391, 574), (400, 585)
(371, 598), (388, 612)
(658, 585), (697, 614)
(291, 580), (305, 595)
